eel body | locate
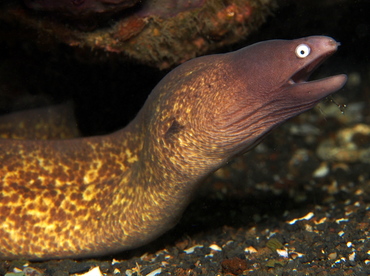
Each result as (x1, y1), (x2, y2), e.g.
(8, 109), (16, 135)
(0, 36), (347, 260)
(0, 102), (80, 140)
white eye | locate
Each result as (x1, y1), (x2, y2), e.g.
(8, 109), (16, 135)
(295, 44), (311, 58)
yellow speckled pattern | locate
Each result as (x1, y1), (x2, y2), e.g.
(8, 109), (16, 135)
(0, 36), (346, 259)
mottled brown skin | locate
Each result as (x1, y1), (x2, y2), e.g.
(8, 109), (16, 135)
(0, 36), (347, 260)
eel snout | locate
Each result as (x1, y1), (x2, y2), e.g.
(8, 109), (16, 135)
(287, 36), (347, 101)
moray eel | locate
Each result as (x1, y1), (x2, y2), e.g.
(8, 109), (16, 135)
(0, 36), (347, 260)
(0, 102), (80, 140)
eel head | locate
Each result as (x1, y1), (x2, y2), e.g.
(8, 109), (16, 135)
(143, 36), (347, 171)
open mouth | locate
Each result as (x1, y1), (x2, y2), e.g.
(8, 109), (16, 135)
(288, 51), (335, 85)
(285, 49), (347, 102)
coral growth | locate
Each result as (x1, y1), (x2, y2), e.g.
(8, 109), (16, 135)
(1, 0), (276, 68)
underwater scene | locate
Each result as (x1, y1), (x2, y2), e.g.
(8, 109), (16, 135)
(0, 0), (369, 275)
